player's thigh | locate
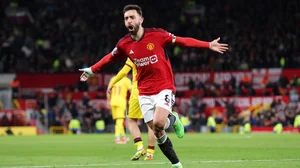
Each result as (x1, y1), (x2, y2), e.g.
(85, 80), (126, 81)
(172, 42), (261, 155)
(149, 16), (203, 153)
(154, 89), (175, 123)
(128, 98), (144, 119)
(138, 95), (155, 123)
(111, 106), (117, 120)
(153, 106), (170, 126)
(112, 105), (126, 119)
(155, 89), (175, 113)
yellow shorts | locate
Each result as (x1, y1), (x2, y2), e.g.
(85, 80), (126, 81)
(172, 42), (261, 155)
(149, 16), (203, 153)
(111, 105), (126, 119)
(128, 98), (143, 119)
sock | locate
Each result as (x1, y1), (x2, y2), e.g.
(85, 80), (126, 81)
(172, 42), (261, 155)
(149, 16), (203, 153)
(169, 114), (176, 125)
(164, 118), (170, 130)
(115, 136), (120, 141)
(164, 114), (176, 130)
(134, 137), (144, 151)
(115, 124), (120, 139)
(118, 119), (125, 137)
(115, 119), (124, 139)
(156, 133), (167, 144)
(157, 136), (179, 164)
(172, 162), (182, 166)
(147, 145), (155, 156)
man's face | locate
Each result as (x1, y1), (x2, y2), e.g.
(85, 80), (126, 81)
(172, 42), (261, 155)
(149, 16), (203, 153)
(124, 10), (143, 35)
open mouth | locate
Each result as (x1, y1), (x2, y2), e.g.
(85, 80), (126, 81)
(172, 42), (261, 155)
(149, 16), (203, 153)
(128, 25), (134, 31)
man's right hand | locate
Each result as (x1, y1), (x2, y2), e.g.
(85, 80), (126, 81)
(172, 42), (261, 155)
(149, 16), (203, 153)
(79, 67), (94, 82)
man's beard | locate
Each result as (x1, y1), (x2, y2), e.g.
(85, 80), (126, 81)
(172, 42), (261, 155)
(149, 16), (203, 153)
(128, 24), (140, 35)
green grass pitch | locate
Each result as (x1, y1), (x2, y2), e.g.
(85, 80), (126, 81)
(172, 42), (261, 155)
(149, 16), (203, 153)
(0, 133), (299, 168)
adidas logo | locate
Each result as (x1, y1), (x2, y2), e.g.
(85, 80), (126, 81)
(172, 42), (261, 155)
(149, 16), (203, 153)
(129, 50), (134, 54)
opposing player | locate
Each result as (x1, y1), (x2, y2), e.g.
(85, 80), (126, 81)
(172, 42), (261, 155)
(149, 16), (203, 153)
(107, 58), (156, 161)
(107, 75), (131, 144)
(79, 4), (228, 168)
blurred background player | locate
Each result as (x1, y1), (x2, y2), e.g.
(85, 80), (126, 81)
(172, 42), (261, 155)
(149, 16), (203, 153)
(107, 75), (131, 144)
(107, 58), (156, 161)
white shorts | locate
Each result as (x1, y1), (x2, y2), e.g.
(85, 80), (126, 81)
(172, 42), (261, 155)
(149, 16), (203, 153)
(138, 89), (175, 123)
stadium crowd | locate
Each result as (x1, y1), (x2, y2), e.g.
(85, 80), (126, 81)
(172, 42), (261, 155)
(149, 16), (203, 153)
(0, 0), (299, 73)
(1, 0), (300, 132)
(2, 75), (299, 133)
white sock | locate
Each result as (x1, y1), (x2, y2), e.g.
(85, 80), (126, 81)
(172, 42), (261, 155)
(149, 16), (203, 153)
(172, 162), (182, 166)
(155, 134), (167, 144)
(164, 118), (170, 130)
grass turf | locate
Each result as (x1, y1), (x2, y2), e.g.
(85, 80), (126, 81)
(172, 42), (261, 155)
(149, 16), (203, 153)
(0, 133), (299, 168)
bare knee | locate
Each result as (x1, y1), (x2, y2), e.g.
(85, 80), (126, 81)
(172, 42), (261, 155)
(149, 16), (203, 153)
(153, 119), (165, 131)
(147, 121), (154, 130)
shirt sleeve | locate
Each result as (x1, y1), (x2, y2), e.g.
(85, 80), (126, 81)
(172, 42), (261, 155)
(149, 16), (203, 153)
(156, 28), (177, 47)
(91, 42), (127, 73)
(125, 58), (135, 69)
(155, 28), (210, 49)
(111, 42), (127, 58)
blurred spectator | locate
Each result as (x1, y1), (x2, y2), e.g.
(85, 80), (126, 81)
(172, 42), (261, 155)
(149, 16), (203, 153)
(260, 76), (269, 88)
(77, 80), (89, 91)
(187, 77), (195, 90)
(82, 92), (90, 107)
(47, 105), (61, 127)
(240, 75), (251, 89)
(289, 87), (299, 103)
(224, 99), (235, 120)
(199, 113), (207, 133)
(187, 94), (200, 131)
(289, 75), (298, 87)
(278, 74), (289, 87)
(82, 106), (93, 133)
(10, 77), (20, 99)
(230, 76), (237, 89)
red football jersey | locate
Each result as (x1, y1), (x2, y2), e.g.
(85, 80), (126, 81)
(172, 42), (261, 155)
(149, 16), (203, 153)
(112, 28), (176, 95)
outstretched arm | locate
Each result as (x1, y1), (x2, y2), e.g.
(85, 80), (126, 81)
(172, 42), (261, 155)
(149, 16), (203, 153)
(91, 53), (115, 73)
(175, 37), (228, 54)
(79, 53), (115, 82)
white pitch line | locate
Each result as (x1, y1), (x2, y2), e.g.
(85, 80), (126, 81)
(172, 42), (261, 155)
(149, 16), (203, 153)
(2, 158), (300, 168)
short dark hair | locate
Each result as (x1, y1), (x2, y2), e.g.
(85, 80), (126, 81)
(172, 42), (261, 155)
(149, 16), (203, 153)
(123, 4), (142, 16)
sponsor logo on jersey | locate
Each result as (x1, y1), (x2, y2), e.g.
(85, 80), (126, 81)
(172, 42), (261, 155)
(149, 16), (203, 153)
(146, 43), (154, 51)
(134, 54), (158, 67)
